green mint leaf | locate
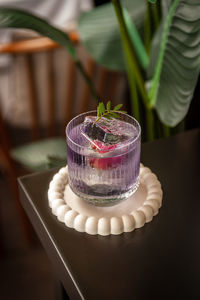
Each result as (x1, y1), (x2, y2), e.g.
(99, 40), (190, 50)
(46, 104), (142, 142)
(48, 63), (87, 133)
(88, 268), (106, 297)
(113, 104), (123, 111)
(97, 105), (101, 117)
(109, 112), (120, 119)
(104, 114), (112, 120)
(94, 101), (126, 125)
(99, 102), (105, 115)
(106, 100), (111, 111)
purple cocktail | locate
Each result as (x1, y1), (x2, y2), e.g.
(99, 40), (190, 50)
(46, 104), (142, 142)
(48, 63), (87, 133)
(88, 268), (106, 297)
(66, 111), (141, 206)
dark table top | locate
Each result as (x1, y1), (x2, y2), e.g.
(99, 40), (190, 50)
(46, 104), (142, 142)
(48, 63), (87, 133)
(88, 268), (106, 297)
(19, 129), (200, 300)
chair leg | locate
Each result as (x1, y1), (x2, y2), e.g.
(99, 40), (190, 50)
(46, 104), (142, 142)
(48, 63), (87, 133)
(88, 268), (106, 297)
(0, 222), (5, 258)
(0, 148), (35, 246)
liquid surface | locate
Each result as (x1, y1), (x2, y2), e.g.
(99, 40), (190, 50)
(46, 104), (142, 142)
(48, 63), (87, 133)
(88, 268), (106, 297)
(68, 118), (138, 157)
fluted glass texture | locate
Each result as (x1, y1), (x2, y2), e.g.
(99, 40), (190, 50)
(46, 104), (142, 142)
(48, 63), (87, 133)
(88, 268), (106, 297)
(66, 111), (141, 206)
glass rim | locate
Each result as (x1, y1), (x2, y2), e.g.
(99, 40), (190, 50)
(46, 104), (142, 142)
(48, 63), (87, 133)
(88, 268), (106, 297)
(66, 110), (141, 152)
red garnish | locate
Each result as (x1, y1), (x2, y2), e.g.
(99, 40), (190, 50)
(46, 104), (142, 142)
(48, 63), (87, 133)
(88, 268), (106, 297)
(91, 140), (117, 153)
(90, 140), (122, 170)
(89, 156), (122, 170)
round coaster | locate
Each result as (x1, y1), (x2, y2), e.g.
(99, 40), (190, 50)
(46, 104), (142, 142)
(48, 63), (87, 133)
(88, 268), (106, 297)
(48, 164), (163, 236)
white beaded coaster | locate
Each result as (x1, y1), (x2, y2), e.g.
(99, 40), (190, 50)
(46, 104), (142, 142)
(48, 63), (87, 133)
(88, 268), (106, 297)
(48, 164), (163, 236)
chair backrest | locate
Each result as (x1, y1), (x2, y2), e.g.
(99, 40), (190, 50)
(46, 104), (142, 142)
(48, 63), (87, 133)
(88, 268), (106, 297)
(0, 32), (126, 142)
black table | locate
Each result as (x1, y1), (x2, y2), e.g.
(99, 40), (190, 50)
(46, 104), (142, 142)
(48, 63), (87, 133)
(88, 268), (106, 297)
(19, 129), (200, 300)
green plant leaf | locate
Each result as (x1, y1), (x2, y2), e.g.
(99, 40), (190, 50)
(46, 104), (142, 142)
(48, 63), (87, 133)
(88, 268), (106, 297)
(109, 112), (120, 119)
(104, 115), (112, 119)
(46, 155), (67, 169)
(98, 102), (105, 115)
(11, 137), (66, 171)
(148, 0), (200, 126)
(97, 105), (101, 117)
(106, 100), (111, 111)
(0, 8), (76, 59)
(122, 7), (149, 69)
(78, 0), (146, 71)
(113, 104), (123, 111)
(94, 101), (125, 124)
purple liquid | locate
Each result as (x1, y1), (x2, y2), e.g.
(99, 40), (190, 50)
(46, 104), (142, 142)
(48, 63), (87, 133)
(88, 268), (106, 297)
(66, 118), (141, 206)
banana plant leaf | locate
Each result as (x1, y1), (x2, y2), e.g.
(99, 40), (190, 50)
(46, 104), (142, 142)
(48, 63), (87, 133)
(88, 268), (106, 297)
(78, 0), (146, 71)
(148, 0), (200, 127)
(11, 137), (67, 171)
(122, 7), (149, 70)
(0, 7), (76, 59)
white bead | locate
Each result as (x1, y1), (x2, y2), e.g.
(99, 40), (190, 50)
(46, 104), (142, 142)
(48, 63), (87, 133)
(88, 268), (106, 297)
(52, 199), (65, 215)
(85, 217), (98, 235)
(122, 215), (135, 232)
(146, 192), (162, 208)
(57, 205), (70, 222)
(98, 218), (110, 236)
(64, 210), (78, 228)
(110, 217), (123, 235)
(131, 210), (146, 228)
(144, 199), (160, 215)
(74, 215), (87, 232)
(48, 191), (63, 202)
(58, 167), (68, 175)
(138, 205), (154, 222)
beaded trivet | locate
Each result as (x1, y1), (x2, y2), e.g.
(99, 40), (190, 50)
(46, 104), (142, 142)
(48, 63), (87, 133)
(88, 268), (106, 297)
(48, 164), (163, 236)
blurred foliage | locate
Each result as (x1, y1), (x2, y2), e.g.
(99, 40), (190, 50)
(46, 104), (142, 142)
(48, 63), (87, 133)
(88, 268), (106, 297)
(11, 137), (67, 171)
(0, 1), (199, 169)
(79, 0), (200, 139)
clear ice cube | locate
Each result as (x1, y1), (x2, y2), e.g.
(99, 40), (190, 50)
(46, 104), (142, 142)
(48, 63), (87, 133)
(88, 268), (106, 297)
(80, 116), (133, 152)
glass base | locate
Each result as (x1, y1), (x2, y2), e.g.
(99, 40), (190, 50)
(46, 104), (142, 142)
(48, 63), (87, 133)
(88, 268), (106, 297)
(69, 178), (140, 207)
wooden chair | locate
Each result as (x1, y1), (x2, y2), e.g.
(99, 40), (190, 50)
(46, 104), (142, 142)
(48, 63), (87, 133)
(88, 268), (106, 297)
(0, 32), (126, 245)
(0, 33), (125, 138)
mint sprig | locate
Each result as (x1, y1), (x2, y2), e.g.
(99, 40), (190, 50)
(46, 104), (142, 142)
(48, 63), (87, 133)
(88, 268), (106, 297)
(94, 101), (127, 125)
